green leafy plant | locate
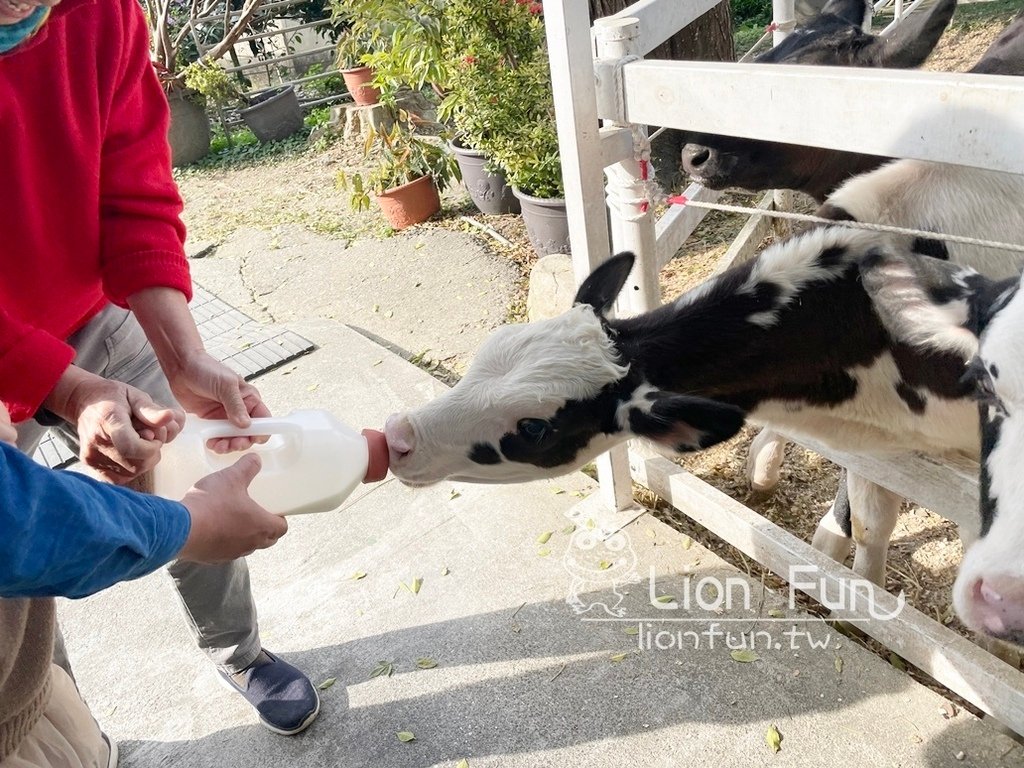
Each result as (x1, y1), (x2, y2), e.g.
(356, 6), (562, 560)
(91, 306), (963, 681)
(331, 0), (445, 99)
(440, 0), (562, 198)
(182, 57), (247, 109)
(337, 116), (460, 211)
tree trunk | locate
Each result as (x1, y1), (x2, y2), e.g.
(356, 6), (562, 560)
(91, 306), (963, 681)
(587, 0), (734, 187)
(587, 0), (734, 63)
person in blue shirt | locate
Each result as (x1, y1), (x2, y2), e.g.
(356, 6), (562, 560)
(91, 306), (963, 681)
(0, 401), (288, 768)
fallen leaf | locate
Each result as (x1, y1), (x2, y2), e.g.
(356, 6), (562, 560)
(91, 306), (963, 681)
(318, 677), (336, 690)
(609, 652), (629, 662)
(307, 383), (319, 392)
(655, 595), (675, 604)
(372, 304), (380, 313)
(372, 359), (383, 367)
(396, 731), (416, 743)
(573, 490), (587, 498)
(414, 241), (425, 250)
(767, 609), (785, 618)
(440, 565), (450, 576)
(537, 531), (553, 544)
(449, 489), (461, 500)
(586, 518), (596, 529)
(562, 524), (576, 535)
(537, 546), (551, 558)
(456, 760), (469, 768)
(730, 649), (760, 663)
(766, 724), (782, 753)
(416, 657), (438, 669)
(369, 661), (394, 679)
(599, 560), (613, 570)
(834, 655), (844, 675)
(350, 571), (367, 580)
(385, 310), (394, 319)
(410, 578), (423, 594)
(889, 653), (907, 672)
(681, 535), (693, 550)
(552, 488), (565, 495)
(623, 626), (640, 636)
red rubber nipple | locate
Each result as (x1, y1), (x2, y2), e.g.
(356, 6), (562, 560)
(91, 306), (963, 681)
(361, 429), (390, 482)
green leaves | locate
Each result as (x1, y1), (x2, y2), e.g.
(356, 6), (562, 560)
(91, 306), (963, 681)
(766, 724), (782, 753)
(397, 731), (416, 743)
(730, 649), (760, 663)
(400, 577), (423, 595)
(536, 531), (553, 544)
(318, 677), (337, 690)
(370, 661), (394, 679)
(416, 658), (438, 669)
(349, 571), (367, 581)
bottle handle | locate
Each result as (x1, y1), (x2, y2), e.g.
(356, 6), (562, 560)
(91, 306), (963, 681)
(191, 416), (305, 442)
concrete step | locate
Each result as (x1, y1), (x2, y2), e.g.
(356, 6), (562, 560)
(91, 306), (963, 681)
(58, 318), (1022, 768)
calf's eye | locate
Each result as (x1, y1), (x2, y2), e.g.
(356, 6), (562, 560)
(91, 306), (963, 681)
(518, 418), (550, 442)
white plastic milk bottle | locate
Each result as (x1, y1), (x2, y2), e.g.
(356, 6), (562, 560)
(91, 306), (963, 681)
(153, 409), (390, 516)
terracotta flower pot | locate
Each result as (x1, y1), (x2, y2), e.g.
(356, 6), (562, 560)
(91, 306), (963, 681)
(375, 175), (441, 230)
(342, 66), (381, 106)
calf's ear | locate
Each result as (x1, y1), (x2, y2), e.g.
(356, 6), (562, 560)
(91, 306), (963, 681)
(857, 247), (985, 360)
(624, 393), (745, 453)
(819, 0), (869, 27)
(574, 252), (635, 315)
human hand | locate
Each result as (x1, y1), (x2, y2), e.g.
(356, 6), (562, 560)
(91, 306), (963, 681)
(44, 367), (184, 484)
(177, 454), (288, 563)
(168, 350), (271, 454)
(0, 402), (16, 446)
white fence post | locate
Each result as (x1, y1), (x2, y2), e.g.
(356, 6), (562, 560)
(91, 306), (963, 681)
(594, 18), (660, 315)
(771, 0), (797, 233)
(545, 0), (635, 512)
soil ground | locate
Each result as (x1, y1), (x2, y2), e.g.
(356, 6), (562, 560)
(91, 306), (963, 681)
(174, 3), (1017, 711)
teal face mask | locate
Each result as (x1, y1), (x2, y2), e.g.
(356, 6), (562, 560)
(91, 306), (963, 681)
(0, 5), (49, 54)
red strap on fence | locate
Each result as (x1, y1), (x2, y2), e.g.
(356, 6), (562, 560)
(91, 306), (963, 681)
(667, 195), (688, 206)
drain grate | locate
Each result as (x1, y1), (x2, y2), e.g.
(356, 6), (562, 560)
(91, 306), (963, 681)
(32, 284), (316, 470)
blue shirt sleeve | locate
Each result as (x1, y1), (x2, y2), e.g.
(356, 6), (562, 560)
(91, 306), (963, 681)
(0, 443), (191, 599)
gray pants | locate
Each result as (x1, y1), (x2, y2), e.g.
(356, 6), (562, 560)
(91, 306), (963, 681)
(17, 304), (262, 673)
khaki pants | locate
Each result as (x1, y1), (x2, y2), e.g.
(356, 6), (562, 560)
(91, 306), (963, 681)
(16, 304), (262, 673)
(0, 666), (109, 768)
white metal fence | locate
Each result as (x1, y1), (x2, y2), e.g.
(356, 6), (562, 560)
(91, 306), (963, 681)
(545, 0), (1024, 733)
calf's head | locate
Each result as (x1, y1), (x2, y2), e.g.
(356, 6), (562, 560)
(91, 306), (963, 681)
(861, 249), (1024, 645)
(385, 254), (745, 486)
(680, 0), (956, 200)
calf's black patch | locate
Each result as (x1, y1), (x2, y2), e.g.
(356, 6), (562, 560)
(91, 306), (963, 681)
(468, 443), (502, 465)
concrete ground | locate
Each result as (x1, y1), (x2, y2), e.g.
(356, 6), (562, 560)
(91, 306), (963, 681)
(57, 232), (1024, 767)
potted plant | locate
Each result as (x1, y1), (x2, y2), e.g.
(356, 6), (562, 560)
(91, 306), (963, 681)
(184, 57), (305, 144)
(338, 116), (460, 230)
(446, 0), (566, 252)
(435, 0), (545, 216)
(147, 0), (266, 164)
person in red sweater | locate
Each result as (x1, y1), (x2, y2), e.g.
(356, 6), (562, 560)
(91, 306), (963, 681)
(0, 0), (320, 743)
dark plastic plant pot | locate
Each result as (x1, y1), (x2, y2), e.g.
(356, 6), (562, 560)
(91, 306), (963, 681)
(375, 174), (441, 230)
(450, 141), (520, 215)
(513, 187), (571, 256)
(342, 66), (381, 106)
(240, 85), (305, 144)
(166, 90), (211, 167)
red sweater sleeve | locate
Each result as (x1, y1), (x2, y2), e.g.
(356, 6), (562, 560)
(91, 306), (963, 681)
(0, 307), (76, 423)
(99, 0), (192, 307)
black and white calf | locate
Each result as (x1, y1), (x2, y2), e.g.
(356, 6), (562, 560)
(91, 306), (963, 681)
(858, 249), (1024, 645)
(386, 228), (985, 585)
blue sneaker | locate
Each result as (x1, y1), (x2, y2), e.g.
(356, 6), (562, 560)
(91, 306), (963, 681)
(218, 650), (320, 735)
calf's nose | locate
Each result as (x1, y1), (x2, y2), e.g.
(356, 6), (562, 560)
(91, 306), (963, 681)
(682, 144), (713, 173)
(965, 574), (1024, 637)
(384, 413), (417, 459)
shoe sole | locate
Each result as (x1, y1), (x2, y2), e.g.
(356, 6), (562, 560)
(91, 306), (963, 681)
(216, 671), (321, 736)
